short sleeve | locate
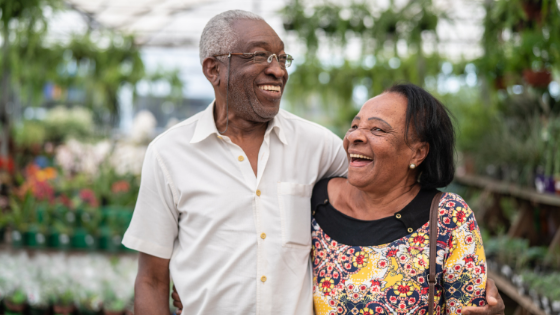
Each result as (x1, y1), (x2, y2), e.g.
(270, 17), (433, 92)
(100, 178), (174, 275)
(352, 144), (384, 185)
(122, 144), (180, 259)
(320, 131), (348, 179)
(442, 196), (487, 314)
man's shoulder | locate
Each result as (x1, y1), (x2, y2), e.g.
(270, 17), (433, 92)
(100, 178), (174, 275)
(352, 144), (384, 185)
(150, 111), (204, 148)
(277, 109), (340, 139)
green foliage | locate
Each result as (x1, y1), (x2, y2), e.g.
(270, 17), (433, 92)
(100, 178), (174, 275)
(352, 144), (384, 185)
(281, 0), (445, 135)
(43, 106), (94, 142)
(7, 288), (26, 305)
(13, 120), (46, 148)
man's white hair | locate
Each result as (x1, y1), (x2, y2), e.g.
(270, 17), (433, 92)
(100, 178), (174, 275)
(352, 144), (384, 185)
(199, 10), (264, 64)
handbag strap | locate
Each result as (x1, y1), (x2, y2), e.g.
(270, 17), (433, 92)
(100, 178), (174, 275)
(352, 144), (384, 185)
(428, 192), (443, 315)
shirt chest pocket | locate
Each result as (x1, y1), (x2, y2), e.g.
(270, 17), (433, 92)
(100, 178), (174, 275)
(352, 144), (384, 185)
(277, 182), (313, 249)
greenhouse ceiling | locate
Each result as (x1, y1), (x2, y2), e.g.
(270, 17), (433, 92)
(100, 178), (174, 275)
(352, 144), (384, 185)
(63, 0), (282, 47)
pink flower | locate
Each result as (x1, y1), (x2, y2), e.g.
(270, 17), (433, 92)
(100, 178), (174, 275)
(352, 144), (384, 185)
(80, 188), (99, 207)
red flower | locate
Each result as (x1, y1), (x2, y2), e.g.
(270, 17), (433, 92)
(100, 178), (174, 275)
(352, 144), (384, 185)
(80, 188), (99, 207)
(34, 181), (55, 203)
(111, 180), (130, 194)
(387, 247), (398, 257)
(0, 156), (14, 173)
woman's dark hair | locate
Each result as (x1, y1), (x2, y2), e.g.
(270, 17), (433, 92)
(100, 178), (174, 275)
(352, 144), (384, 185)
(385, 83), (455, 189)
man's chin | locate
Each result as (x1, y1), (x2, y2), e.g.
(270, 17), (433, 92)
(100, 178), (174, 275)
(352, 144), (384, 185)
(251, 100), (281, 120)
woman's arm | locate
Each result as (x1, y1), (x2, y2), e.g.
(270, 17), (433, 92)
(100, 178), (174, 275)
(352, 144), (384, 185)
(442, 196), (487, 314)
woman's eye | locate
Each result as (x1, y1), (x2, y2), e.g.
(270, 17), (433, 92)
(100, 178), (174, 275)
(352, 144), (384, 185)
(372, 127), (384, 132)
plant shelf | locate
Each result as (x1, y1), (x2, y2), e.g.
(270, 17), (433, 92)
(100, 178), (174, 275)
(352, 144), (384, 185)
(489, 271), (548, 315)
(455, 174), (560, 207)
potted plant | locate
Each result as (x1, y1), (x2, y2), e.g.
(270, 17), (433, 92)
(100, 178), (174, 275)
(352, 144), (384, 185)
(52, 289), (75, 315)
(3, 289), (26, 315)
(76, 291), (102, 315)
(102, 289), (126, 315)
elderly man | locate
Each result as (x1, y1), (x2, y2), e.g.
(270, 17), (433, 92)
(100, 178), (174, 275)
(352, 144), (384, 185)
(123, 10), (505, 315)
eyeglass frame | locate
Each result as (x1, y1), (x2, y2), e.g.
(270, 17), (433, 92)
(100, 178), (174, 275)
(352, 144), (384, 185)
(213, 51), (294, 68)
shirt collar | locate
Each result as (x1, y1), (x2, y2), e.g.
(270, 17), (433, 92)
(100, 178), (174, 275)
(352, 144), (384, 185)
(190, 100), (288, 145)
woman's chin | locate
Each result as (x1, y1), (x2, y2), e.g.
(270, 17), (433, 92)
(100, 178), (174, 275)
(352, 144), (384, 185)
(347, 173), (374, 189)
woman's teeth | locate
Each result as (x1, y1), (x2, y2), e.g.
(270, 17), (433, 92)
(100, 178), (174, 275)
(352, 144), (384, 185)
(259, 85), (281, 92)
(350, 154), (373, 160)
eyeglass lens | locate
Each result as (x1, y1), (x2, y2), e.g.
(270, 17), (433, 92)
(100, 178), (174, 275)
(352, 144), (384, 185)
(253, 51), (292, 68)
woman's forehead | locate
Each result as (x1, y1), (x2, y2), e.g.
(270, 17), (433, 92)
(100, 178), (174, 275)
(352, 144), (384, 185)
(358, 93), (407, 122)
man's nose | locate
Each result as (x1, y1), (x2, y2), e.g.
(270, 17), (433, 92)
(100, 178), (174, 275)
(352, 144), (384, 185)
(264, 57), (286, 78)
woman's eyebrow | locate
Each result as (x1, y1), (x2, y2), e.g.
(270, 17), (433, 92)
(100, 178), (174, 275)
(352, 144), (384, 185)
(368, 117), (392, 128)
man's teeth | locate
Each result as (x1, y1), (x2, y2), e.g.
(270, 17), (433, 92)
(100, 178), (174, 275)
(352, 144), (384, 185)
(259, 85), (281, 92)
(350, 154), (373, 160)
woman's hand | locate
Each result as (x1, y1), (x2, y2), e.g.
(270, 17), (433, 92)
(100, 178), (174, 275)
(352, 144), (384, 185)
(462, 279), (505, 314)
(171, 285), (183, 314)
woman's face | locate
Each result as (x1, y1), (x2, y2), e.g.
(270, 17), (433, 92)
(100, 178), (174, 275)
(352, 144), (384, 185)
(343, 92), (427, 192)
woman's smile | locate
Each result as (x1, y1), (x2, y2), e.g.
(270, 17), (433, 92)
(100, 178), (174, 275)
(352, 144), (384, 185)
(349, 153), (374, 167)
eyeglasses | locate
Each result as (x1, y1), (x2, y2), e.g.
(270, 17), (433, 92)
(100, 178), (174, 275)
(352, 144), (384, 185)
(214, 51), (294, 68)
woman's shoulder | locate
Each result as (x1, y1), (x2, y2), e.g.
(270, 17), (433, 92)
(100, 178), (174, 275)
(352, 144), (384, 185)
(311, 178), (332, 210)
(437, 192), (477, 231)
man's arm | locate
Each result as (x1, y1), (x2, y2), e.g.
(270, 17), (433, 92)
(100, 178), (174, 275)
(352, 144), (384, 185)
(462, 279), (505, 315)
(135, 252), (171, 315)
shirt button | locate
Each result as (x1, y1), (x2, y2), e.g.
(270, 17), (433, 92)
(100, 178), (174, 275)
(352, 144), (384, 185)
(256, 190), (261, 196)
(260, 233), (266, 239)
(238, 156), (245, 162)
(396, 214), (402, 219)
(324, 199), (328, 204)
(407, 227), (413, 233)
(217, 135), (223, 139)
(261, 276), (267, 282)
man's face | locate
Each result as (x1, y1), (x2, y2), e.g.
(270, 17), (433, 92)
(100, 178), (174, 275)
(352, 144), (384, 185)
(224, 19), (289, 122)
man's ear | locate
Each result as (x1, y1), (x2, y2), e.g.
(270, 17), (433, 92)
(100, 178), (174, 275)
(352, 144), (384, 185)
(202, 57), (221, 87)
(411, 141), (430, 166)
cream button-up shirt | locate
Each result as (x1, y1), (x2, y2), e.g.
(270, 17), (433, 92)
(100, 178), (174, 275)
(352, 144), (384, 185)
(123, 102), (348, 314)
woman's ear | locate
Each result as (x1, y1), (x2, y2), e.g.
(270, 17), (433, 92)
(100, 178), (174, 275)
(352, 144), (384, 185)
(202, 57), (221, 87)
(411, 141), (430, 166)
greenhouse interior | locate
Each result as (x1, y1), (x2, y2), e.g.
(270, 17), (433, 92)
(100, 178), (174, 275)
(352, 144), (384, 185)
(0, 0), (560, 314)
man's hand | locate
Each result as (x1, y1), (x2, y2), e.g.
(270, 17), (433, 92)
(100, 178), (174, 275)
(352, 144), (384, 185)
(171, 285), (183, 314)
(134, 252), (172, 315)
(462, 279), (505, 315)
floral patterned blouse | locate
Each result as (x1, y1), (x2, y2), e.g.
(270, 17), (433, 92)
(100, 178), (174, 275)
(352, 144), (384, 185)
(312, 191), (487, 315)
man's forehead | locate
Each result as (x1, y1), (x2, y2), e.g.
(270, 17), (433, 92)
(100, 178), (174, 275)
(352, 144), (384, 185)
(232, 19), (284, 51)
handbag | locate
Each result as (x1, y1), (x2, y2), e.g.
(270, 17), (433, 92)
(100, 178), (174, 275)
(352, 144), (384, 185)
(428, 192), (443, 315)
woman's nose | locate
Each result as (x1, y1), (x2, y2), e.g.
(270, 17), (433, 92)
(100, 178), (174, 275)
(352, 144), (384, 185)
(346, 128), (367, 144)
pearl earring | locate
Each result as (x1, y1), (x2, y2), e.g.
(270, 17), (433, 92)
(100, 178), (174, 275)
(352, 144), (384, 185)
(409, 164), (416, 169)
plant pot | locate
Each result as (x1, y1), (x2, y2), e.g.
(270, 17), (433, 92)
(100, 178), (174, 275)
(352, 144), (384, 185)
(535, 174), (556, 193)
(29, 306), (50, 315)
(541, 295), (552, 315)
(49, 232), (71, 250)
(103, 310), (124, 315)
(0, 227), (5, 243)
(3, 300), (26, 314)
(555, 178), (560, 195)
(522, 0), (543, 22)
(79, 309), (101, 315)
(24, 231), (47, 248)
(71, 229), (97, 250)
(98, 234), (121, 252)
(11, 230), (24, 248)
(523, 69), (552, 88)
(53, 304), (75, 315)
(552, 300), (560, 315)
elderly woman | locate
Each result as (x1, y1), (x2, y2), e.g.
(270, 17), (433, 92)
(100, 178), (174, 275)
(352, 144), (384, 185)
(311, 84), (486, 314)
(172, 83), (502, 315)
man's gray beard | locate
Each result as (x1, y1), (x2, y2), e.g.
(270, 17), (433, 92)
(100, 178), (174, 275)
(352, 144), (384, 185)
(227, 78), (279, 123)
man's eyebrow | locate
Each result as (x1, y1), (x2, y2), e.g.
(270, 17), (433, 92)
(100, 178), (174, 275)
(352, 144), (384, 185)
(246, 40), (285, 52)
(368, 117), (392, 128)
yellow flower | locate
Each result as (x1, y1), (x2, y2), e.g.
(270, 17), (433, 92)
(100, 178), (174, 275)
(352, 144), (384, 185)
(319, 277), (335, 294)
(360, 308), (375, 315)
(452, 207), (468, 225)
(352, 251), (369, 268)
(413, 254), (429, 270)
(408, 232), (429, 248)
(393, 281), (414, 297)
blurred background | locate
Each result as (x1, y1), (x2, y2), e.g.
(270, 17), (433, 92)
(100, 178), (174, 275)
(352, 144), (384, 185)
(0, 0), (559, 314)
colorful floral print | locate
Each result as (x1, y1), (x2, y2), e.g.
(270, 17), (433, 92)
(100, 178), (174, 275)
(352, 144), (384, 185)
(312, 193), (487, 315)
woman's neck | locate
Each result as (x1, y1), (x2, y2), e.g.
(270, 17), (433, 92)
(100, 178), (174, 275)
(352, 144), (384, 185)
(329, 178), (422, 221)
